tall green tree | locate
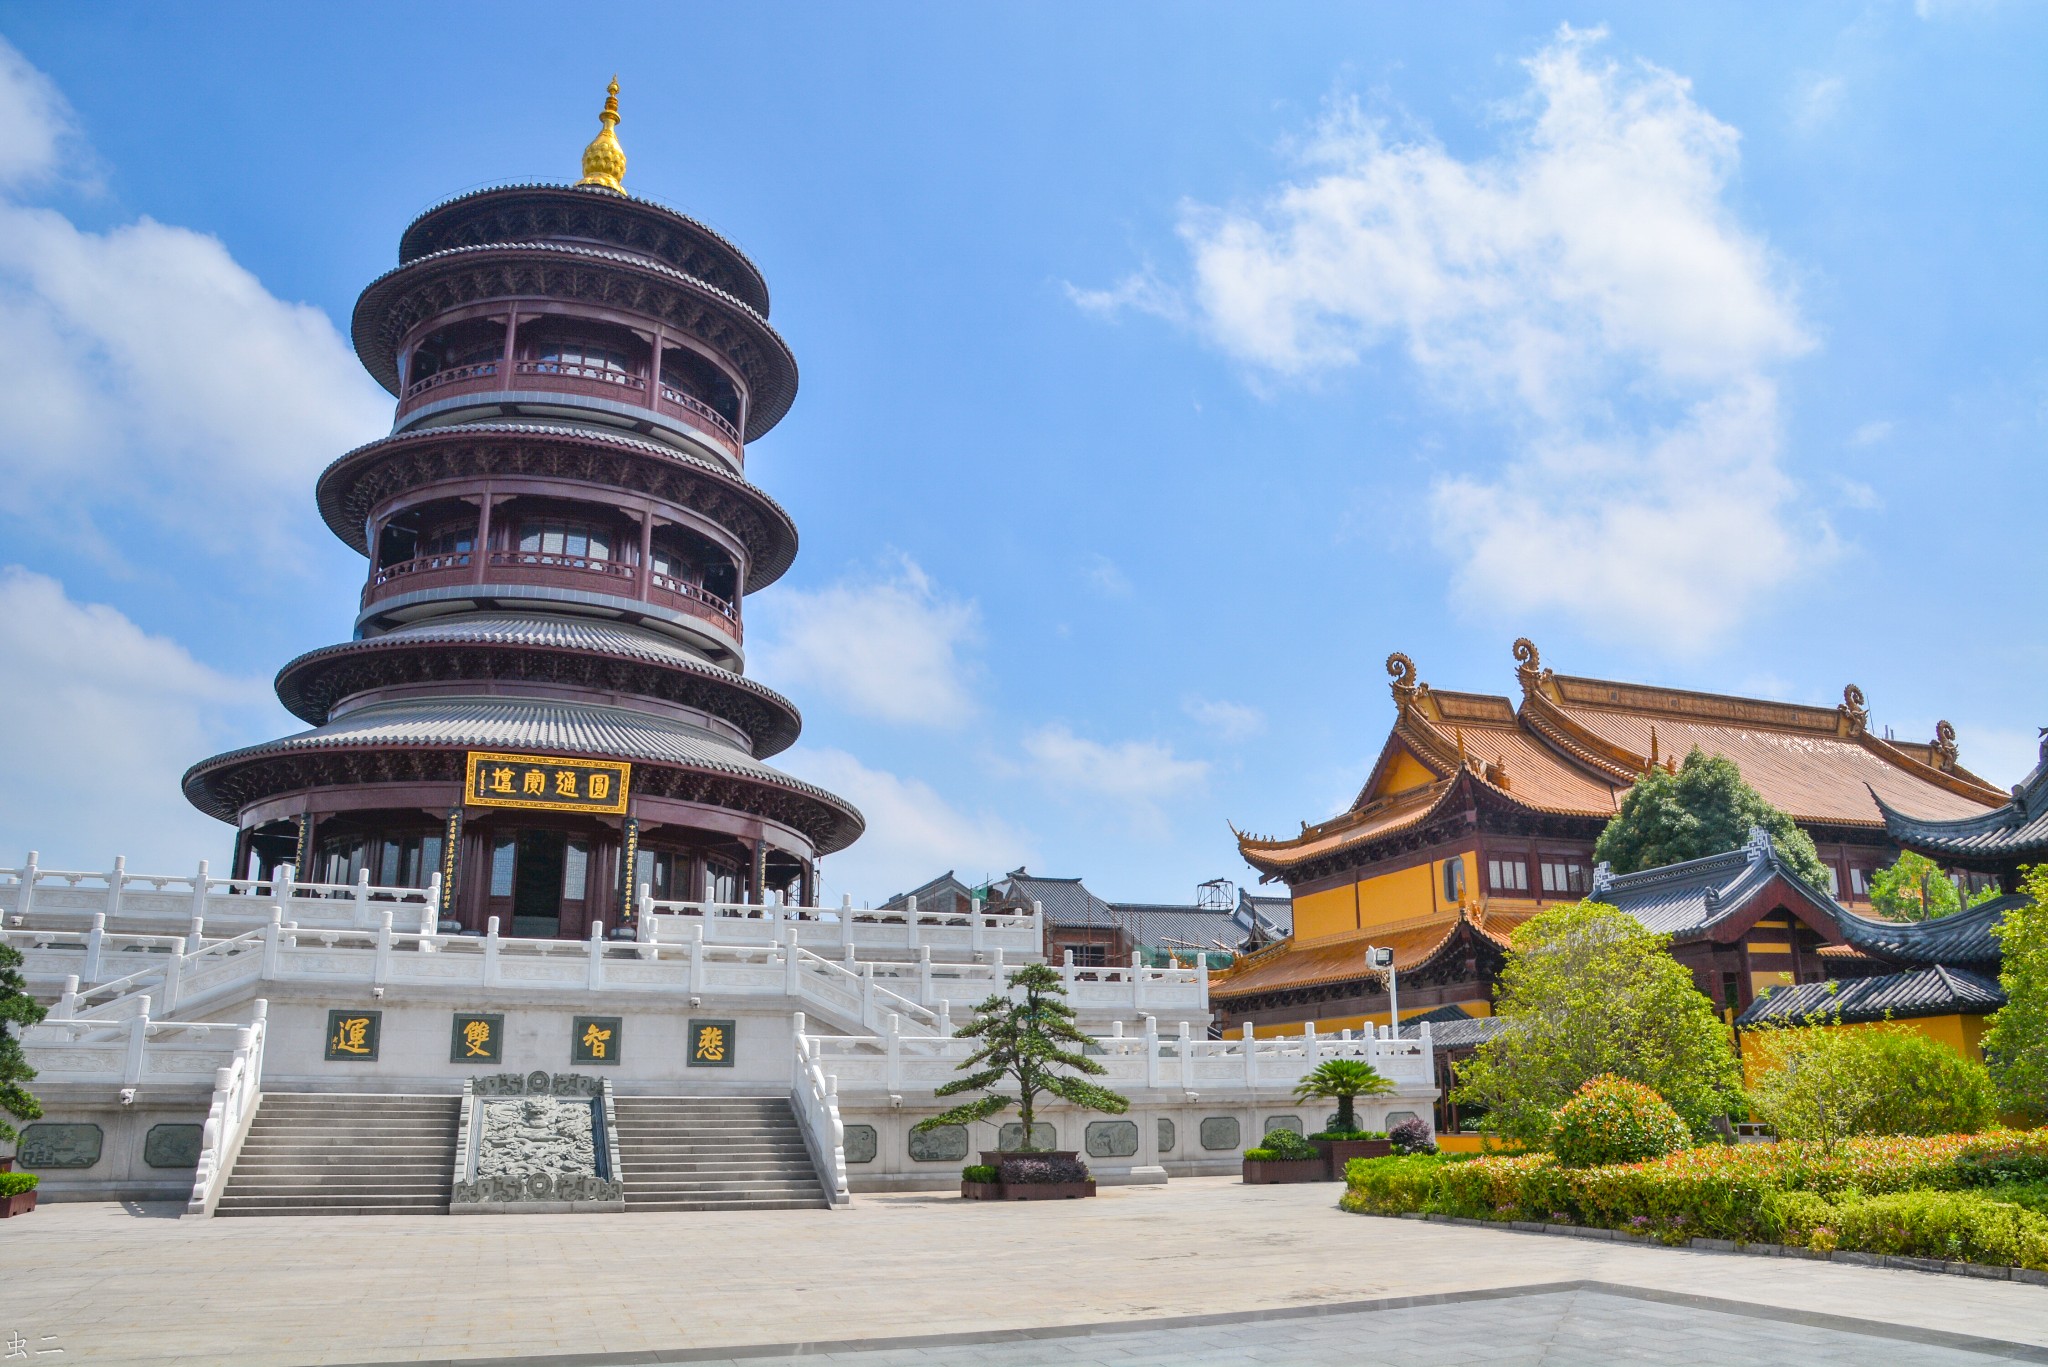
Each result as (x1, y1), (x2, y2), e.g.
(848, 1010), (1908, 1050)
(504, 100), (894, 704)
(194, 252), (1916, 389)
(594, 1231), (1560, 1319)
(915, 962), (1127, 1149)
(1869, 849), (2002, 922)
(0, 940), (47, 1146)
(1595, 747), (1832, 890)
(1747, 1017), (1996, 1150)
(1453, 901), (1743, 1144)
(1985, 864), (2048, 1122)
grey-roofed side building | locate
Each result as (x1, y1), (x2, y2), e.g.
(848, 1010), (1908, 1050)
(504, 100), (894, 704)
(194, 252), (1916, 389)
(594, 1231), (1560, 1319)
(1736, 965), (2006, 1029)
(879, 870), (982, 918)
(1876, 731), (2048, 880)
(1235, 892), (1292, 947)
(1105, 903), (1242, 968)
(1397, 1007), (1512, 1135)
(985, 869), (1122, 966)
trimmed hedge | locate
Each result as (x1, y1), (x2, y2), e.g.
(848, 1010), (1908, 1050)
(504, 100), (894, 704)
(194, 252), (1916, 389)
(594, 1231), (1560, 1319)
(0, 1172), (35, 1197)
(1340, 1130), (2048, 1268)
(961, 1164), (999, 1184)
(1248, 1128), (1319, 1162)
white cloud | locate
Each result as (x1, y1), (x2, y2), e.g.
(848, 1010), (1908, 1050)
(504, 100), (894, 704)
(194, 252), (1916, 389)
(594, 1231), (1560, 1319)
(0, 39), (387, 556)
(1832, 475), (1883, 510)
(1079, 26), (1818, 651)
(1019, 724), (1209, 838)
(783, 747), (1030, 905)
(1848, 419), (1894, 447)
(1790, 73), (1846, 133)
(0, 567), (281, 871)
(1183, 695), (1266, 741)
(1081, 553), (1133, 597)
(752, 553), (979, 727)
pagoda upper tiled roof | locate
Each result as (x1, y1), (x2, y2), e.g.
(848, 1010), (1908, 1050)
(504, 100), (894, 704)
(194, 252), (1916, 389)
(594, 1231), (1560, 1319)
(1236, 639), (2008, 879)
(1876, 733), (2048, 866)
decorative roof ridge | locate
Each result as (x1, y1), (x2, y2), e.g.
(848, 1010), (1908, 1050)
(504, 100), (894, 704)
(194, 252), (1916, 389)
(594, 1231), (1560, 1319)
(397, 180), (768, 307)
(1544, 671), (1854, 735)
(1517, 686), (1642, 782)
(1233, 776), (1458, 868)
(1855, 729), (2009, 808)
(1868, 782), (2022, 839)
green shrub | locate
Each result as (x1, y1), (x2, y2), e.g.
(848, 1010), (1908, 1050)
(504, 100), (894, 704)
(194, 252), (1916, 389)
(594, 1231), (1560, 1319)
(1308, 1129), (1387, 1142)
(1247, 1128), (1319, 1162)
(1977, 1182), (2048, 1217)
(1551, 1077), (1690, 1169)
(1338, 1154), (1451, 1214)
(1954, 1138), (2048, 1188)
(0, 1172), (36, 1197)
(1828, 1189), (2048, 1269)
(1748, 1022), (1996, 1147)
(961, 1164), (998, 1184)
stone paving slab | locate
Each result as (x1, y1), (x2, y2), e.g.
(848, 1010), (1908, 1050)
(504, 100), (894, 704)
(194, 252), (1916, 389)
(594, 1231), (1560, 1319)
(6, 1179), (2048, 1366)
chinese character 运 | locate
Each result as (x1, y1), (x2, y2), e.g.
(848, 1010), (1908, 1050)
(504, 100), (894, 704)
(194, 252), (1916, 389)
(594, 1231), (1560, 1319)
(461, 1019), (493, 1057)
(331, 1017), (371, 1055)
(587, 773), (611, 801)
(489, 766), (514, 794)
(581, 1022), (611, 1059)
(523, 769), (546, 795)
(555, 770), (579, 797)
(695, 1025), (726, 1062)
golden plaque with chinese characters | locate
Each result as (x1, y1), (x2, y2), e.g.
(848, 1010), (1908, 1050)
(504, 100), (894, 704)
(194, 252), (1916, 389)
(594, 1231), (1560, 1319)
(464, 751), (631, 815)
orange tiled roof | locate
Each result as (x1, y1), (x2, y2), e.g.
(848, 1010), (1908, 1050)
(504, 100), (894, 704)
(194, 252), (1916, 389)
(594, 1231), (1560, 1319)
(1209, 905), (1537, 1000)
(1235, 640), (2007, 878)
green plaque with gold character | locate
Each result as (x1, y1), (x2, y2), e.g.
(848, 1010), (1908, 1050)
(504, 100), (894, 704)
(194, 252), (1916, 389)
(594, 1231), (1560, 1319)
(688, 1018), (735, 1068)
(325, 1009), (381, 1061)
(451, 1012), (504, 1063)
(572, 1015), (622, 1065)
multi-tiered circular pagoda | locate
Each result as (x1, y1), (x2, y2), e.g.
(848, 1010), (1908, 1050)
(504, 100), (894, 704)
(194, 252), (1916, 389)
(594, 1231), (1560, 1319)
(184, 80), (863, 936)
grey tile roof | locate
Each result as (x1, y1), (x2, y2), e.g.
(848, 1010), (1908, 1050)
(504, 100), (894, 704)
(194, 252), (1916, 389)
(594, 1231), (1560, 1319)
(1238, 893), (1293, 936)
(1106, 903), (1246, 953)
(1876, 738), (2048, 863)
(1834, 894), (2020, 974)
(190, 696), (861, 840)
(1590, 827), (1843, 940)
(1398, 1012), (1513, 1050)
(992, 871), (1117, 928)
(880, 871), (980, 913)
(1736, 964), (2007, 1027)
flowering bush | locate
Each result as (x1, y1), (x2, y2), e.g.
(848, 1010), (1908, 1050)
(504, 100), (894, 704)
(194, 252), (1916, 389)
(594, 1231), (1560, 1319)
(1389, 1116), (1438, 1156)
(998, 1154), (1090, 1185)
(1341, 1130), (2048, 1262)
(1550, 1076), (1691, 1168)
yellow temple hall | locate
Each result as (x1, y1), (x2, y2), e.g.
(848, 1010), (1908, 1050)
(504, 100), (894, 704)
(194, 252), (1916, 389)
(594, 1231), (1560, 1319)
(1213, 640), (2009, 1037)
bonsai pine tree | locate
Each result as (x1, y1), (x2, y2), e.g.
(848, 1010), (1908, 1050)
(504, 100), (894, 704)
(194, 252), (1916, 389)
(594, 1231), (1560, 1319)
(0, 940), (47, 1145)
(1595, 746), (1832, 891)
(916, 962), (1128, 1151)
(1293, 1058), (1394, 1134)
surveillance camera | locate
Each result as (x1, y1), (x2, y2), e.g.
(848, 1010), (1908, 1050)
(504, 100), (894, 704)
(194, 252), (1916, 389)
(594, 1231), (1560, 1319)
(889, 1094), (903, 1108)
(119, 1088), (135, 1106)
(689, 995), (702, 1008)
(371, 986), (385, 999)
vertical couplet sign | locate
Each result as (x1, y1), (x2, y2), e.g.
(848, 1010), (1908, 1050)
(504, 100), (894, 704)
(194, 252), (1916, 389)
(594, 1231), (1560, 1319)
(616, 816), (640, 926)
(292, 813), (314, 882)
(438, 808), (463, 923)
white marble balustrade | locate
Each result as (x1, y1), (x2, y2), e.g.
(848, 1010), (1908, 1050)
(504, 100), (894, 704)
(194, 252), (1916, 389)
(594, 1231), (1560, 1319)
(640, 892), (1042, 962)
(2, 853), (439, 935)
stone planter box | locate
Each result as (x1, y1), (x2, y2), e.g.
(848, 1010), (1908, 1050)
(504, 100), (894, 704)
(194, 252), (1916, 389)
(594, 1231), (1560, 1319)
(1315, 1137), (1392, 1178)
(980, 1149), (1079, 1166)
(1, 1189), (36, 1218)
(961, 1180), (1005, 1200)
(1242, 1157), (1329, 1185)
(999, 1181), (1095, 1200)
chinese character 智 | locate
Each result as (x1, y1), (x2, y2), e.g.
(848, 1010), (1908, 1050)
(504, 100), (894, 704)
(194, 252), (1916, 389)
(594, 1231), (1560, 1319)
(581, 1022), (612, 1058)
(694, 1025), (726, 1062)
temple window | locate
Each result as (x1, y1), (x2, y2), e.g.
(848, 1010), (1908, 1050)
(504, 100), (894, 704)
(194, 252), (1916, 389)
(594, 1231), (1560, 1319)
(659, 344), (742, 425)
(535, 339), (633, 375)
(1441, 859), (1465, 902)
(1538, 860), (1587, 895)
(1487, 858), (1528, 893)
(1823, 865), (1840, 896)
(406, 319), (504, 388)
(489, 837), (516, 898)
(648, 525), (738, 602)
(704, 856), (741, 904)
(514, 518), (616, 563)
(1849, 867), (1870, 896)
(634, 848), (680, 901)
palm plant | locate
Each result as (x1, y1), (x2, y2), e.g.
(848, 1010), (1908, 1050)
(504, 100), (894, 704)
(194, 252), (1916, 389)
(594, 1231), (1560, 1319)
(1293, 1057), (1394, 1134)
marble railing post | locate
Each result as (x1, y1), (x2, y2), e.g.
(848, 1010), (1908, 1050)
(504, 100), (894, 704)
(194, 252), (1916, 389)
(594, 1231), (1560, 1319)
(17, 851), (38, 920)
(82, 912), (104, 981)
(354, 870), (373, 930)
(586, 920), (605, 991)
(190, 860), (209, 923)
(1144, 1015), (1160, 1088)
(106, 855), (127, 921)
(688, 925), (706, 995)
(123, 995), (153, 1085)
(1242, 1022), (1258, 1089)
(484, 916), (502, 988)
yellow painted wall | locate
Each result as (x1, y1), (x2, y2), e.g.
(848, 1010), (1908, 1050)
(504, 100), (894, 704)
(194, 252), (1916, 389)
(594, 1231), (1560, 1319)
(1378, 750), (1437, 797)
(1295, 853), (1476, 943)
(1437, 1134), (1521, 1155)
(1738, 1013), (1990, 1083)
(1359, 862), (1437, 931)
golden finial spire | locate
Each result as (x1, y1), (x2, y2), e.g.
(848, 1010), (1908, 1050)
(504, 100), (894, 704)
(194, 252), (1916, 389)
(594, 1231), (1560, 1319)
(577, 76), (627, 192)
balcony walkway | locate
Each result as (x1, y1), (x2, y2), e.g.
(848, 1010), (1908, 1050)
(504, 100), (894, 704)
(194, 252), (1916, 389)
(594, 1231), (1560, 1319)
(6, 1179), (2047, 1366)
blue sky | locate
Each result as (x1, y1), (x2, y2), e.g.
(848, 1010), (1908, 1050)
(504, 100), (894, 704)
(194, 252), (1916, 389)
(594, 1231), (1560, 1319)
(0, 3), (2041, 903)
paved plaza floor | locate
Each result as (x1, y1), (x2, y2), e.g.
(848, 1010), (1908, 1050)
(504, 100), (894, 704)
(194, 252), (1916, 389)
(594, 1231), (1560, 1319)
(7, 1179), (2048, 1366)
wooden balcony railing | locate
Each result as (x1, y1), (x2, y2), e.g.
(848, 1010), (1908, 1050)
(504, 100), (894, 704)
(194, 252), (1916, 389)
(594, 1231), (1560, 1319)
(657, 385), (743, 446)
(359, 552), (741, 641)
(514, 359), (646, 392)
(651, 571), (740, 624)
(401, 361), (499, 400)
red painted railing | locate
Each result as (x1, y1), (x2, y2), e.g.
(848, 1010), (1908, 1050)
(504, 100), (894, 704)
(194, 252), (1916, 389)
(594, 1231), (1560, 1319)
(402, 362), (498, 400)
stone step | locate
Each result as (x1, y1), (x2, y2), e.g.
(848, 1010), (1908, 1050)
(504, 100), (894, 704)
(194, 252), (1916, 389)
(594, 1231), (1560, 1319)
(609, 1094), (825, 1208)
(219, 1094), (461, 1217)
(625, 1198), (827, 1212)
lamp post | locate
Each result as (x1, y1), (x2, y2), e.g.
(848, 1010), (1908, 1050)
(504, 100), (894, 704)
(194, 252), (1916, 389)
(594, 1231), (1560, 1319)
(1366, 945), (1396, 1037)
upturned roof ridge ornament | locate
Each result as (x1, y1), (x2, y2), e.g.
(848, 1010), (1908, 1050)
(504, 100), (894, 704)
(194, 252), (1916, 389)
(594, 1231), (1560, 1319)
(577, 76), (627, 192)
(1387, 651), (1426, 706)
(1933, 720), (1959, 771)
(1839, 683), (1869, 737)
(1512, 636), (1551, 693)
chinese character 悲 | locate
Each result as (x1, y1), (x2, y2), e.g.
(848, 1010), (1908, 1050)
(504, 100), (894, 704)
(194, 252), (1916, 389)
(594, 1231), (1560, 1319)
(581, 1022), (611, 1059)
(695, 1025), (726, 1062)
(462, 1019), (493, 1057)
(332, 1017), (371, 1055)
(489, 766), (515, 794)
(555, 770), (579, 797)
(587, 773), (611, 801)
(523, 769), (546, 795)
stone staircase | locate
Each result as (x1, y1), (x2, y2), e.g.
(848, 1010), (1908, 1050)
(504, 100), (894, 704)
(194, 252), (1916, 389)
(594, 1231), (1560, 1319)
(216, 1093), (460, 1216)
(611, 1096), (827, 1211)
